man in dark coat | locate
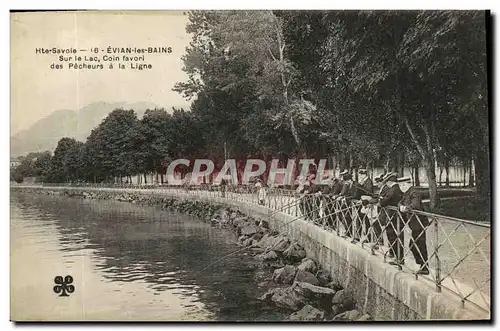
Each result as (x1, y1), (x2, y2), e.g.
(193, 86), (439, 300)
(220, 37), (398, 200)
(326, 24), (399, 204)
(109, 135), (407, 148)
(296, 177), (309, 219)
(306, 173), (321, 222)
(398, 177), (430, 275)
(319, 175), (341, 229)
(353, 168), (374, 241)
(338, 171), (359, 239)
(378, 172), (404, 263)
(367, 173), (386, 247)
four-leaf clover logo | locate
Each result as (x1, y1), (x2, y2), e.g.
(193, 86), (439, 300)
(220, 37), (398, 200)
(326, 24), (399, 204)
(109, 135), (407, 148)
(53, 275), (75, 297)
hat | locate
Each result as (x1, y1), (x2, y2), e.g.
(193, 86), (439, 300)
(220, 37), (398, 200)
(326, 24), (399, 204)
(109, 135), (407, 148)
(374, 174), (384, 183)
(360, 195), (372, 202)
(256, 178), (262, 182)
(383, 172), (398, 183)
(397, 176), (411, 183)
(324, 176), (335, 185)
(359, 169), (368, 175)
(342, 173), (352, 181)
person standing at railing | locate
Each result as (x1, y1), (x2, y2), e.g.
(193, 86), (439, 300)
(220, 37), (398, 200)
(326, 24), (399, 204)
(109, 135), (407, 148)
(307, 173), (322, 222)
(355, 169), (374, 242)
(397, 176), (430, 275)
(378, 172), (404, 265)
(295, 176), (307, 217)
(255, 178), (267, 206)
(337, 171), (358, 239)
(220, 178), (227, 198)
(319, 176), (342, 230)
(365, 173), (386, 248)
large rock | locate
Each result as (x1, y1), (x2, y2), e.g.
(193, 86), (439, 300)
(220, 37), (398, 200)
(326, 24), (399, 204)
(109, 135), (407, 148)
(332, 309), (362, 321)
(256, 250), (279, 261)
(297, 258), (318, 274)
(331, 289), (356, 316)
(294, 270), (320, 286)
(288, 305), (325, 321)
(258, 287), (281, 302)
(256, 234), (273, 248)
(270, 235), (290, 253)
(273, 265), (298, 285)
(241, 224), (260, 236)
(238, 235), (249, 242)
(233, 217), (249, 228)
(251, 232), (264, 242)
(283, 242), (306, 263)
(292, 282), (335, 310)
(258, 220), (270, 229)
(230, 212), (238, 221)
(326, 280), (343, 291)
(315, 269), (331, 286)
(271, 287), (305, 311)
(267, 259), (285, 269)
(293, 282), (335, 300)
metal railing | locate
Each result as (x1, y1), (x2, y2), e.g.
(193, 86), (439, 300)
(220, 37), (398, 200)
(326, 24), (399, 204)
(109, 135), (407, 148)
(16, 182), (490, 314)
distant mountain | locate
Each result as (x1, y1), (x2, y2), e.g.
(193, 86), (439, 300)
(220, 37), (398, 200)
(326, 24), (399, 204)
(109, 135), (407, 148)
(10, 101), (181, 157)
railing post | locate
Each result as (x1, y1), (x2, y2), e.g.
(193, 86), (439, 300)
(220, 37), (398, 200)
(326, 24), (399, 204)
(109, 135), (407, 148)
(434, 217), (442, 292)
(397, 211), (402, 270)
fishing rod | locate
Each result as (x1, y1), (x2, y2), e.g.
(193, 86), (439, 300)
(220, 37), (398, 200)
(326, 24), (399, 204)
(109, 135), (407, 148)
(200, 195), (365, 272)
(267, 195), (305, 217)
(200, 198), (332, 272)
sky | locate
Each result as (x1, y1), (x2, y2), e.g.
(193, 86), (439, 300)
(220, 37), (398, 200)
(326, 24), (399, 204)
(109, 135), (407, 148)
(10, 11), (192, 135)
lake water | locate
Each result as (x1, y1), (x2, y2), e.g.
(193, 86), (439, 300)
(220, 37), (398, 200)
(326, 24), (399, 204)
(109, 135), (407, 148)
(10, 191), (284, 321)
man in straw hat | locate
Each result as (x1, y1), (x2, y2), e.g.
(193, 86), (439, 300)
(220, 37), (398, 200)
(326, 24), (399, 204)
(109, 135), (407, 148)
(378, 171), (404, 265)
(397, 176), (430, 275)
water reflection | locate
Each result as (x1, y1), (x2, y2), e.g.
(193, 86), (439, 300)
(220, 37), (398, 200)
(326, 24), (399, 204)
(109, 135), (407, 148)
(11, 191), (284, 321)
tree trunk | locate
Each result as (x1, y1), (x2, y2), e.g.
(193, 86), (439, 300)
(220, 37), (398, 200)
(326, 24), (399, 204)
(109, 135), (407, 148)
(468, 158), (475, 187)
(403, 118), (439, 210)
(144, 173), (147, 184)
(423, 159), (439, 211)
(438, 167), (443, 187)
(399, 150), (405, 176)
(445, 158), (450, 187)
(475, 147), (490, 200)
(463, 162), (467, 188)
(340, 152), (349, 172)
(414, 166), (420, 187)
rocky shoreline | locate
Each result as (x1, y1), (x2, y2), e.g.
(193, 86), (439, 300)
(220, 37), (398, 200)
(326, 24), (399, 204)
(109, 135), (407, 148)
(13, 187), (372, 321)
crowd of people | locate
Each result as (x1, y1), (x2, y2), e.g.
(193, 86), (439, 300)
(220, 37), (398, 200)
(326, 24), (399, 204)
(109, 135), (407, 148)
(279, 170), (430, 275)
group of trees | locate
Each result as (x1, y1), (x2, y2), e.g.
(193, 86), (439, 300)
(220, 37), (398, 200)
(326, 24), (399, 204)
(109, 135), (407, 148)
(12, 10), (490, 211)
(12, 108), (205, 184)
(173, 10), (490, 210)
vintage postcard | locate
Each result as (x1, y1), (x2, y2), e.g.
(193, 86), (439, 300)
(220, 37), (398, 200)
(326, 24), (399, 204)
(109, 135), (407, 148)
(10, 10), (491, 322)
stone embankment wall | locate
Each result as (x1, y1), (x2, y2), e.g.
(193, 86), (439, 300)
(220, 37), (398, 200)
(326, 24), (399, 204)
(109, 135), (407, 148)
(12, 186), (489, 321)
